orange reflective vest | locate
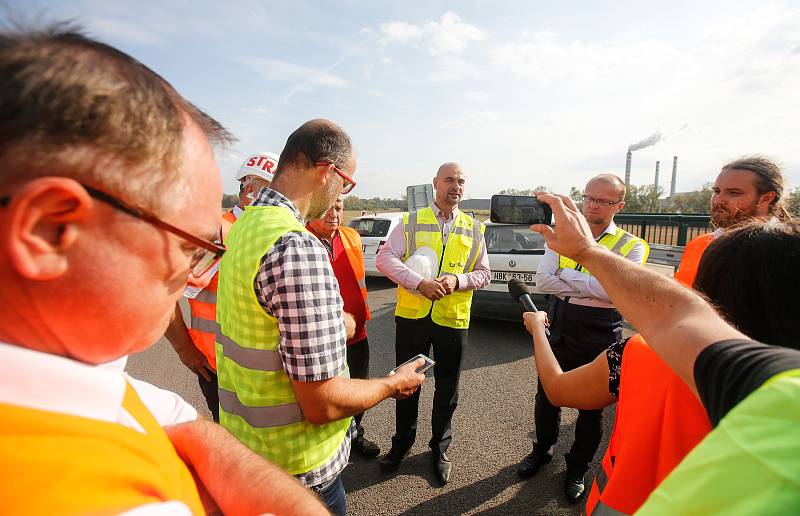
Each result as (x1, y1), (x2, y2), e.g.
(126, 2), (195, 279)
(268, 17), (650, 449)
(585, 335), (711, 515)
(0, 382), (204, 515)
(338, 225), (371, 320)
(674, 233), (714, 287)
(187, 210), (237, 370)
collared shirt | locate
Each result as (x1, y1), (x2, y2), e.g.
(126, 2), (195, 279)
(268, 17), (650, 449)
(535, 221), (647, 308)
(250, 188), (352, 488)
(376, 203), (491, 292)
(0, 342), (198, 514)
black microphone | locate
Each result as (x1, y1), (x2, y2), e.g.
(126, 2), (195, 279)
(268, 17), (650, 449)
(508, 278), (550, 337)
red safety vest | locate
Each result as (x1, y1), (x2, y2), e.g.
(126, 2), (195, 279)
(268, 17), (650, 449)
(585, 335), (712, 515)
(186, 210), (237, 370)
(674, 233), (714, 287)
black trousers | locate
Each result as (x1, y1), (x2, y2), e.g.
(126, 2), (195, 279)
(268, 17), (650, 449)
(392, 314), (467, 454)
(197, 370), (220, 422)
(533, 296), (623, 475)
(346, 337), (370, 438)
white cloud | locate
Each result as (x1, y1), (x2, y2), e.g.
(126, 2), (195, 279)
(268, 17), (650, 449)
(440, 111), (500, 130)
(379, 12), (486, 55)
(236, 57), (350, 88)
(87, 17), (166, 46)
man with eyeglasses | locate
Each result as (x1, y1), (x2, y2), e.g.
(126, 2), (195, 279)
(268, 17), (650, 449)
(516, 173), (649, 503)
(164, 151), (279, 422)
(0, 25), (327, 515)
(215, 119), (427, 515)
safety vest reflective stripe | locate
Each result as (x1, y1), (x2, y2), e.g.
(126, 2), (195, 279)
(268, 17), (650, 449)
(591, 501), (627, 516)
(193, 289), (217, 304)
(218, 334), (283, 371)
(338, 225), (371, 319)
(464, 221), (483, 270)
(218, 388), (304, 427)
(189, 315), (219, 335)
(560, 228), (649, 272)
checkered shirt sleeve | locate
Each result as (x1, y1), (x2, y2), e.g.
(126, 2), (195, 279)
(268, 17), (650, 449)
(254, 231), (348, 382)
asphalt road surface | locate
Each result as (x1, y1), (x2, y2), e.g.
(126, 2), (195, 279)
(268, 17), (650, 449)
(128, 277), (613, 515)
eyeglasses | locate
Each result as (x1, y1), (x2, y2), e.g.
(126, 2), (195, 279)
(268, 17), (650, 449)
(316, 161), (357, 194)
(0, 184), (226, 278)
(582, 195), (622, 206)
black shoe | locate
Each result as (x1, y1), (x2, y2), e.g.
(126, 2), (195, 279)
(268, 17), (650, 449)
(352, 436), (380, 458)
(380, 446), (410, 472)
(517, 448), (553, 479)
(433, 451), (452, 484)
(564, 471), (585, 503)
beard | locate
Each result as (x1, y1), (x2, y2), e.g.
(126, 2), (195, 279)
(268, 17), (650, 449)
(308, 178), (341, 220)
(711, 204), (758, 228)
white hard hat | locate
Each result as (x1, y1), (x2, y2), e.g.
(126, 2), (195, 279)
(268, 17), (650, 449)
(404, 246), (438, 280)
(236, 152), (279, 182)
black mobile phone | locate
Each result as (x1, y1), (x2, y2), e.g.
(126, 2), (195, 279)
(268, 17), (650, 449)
(390, 354), (435, 375)
(490, 195), (553, 225)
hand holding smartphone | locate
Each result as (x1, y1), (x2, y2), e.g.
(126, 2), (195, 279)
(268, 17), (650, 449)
(389, 353), (435, 375)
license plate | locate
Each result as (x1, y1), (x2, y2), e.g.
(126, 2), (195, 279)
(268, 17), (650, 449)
(492, 271), (535, 283)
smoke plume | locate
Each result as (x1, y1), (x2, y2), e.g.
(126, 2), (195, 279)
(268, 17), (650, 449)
(628, 130), (662, 152)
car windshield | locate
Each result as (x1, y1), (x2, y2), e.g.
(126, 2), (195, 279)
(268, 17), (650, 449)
(485, 225), (545, 254)
(348, 218), (393, 238)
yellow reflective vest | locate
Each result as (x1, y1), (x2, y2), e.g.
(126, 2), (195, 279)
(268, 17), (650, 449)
(395, 206), (485, 329)
(558, 226), (649, 273)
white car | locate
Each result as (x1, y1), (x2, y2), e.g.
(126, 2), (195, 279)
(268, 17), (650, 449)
(347, 212), (406, 277)
(471, 222), (548, 321)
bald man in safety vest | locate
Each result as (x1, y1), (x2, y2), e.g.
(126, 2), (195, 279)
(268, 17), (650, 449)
(165, 151), (278, 421)
(376, 162), (490, 485)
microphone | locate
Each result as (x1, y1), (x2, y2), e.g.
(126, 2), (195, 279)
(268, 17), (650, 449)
(508, 278), (550, 337)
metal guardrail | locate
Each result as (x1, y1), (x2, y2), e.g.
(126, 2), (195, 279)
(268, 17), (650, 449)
(615, 213), (713, 247)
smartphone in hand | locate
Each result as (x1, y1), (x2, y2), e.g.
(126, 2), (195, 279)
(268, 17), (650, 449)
(390, 353), (435, 375)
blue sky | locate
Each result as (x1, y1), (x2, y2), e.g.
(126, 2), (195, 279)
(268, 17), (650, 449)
(9, 1), (800, 198)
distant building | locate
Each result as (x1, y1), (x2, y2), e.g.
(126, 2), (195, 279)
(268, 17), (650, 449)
(460, 198), (491, 211)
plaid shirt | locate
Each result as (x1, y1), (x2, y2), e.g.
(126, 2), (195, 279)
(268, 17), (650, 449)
(252, 188), (352, 487)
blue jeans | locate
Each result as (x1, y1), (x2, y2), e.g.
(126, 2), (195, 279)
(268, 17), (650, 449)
(312, 474), (346, 515)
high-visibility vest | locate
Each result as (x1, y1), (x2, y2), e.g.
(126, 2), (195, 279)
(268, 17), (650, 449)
(216, 205), (351, 476)
(0, 382), (204, 515)
(638, 368), (800, 514)
(584, 335), (711, 515)
(674, 233), (714, 287)
(186, 210), (237, 370)
(559, 227), (649, 272)
(335, 225), (371, 320)
(395, 206), (485, 329)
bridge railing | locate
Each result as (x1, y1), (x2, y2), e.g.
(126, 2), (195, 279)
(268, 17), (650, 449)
(615, 213), (713, 247)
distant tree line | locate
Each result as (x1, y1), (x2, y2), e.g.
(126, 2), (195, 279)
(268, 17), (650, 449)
(223, 186), (800, 217)
(343, 195), (407, 211)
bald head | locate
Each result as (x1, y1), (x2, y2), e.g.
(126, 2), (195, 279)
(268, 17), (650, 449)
(433, 162), (466, 211)
(586, 173), (626, 201)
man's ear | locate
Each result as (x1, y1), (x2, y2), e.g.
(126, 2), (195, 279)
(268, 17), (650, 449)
(3, 178), (92, 280)
(757, 191), (777, 209)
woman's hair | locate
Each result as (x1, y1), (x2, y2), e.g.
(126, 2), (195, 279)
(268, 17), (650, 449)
(694, 219), (800, 349)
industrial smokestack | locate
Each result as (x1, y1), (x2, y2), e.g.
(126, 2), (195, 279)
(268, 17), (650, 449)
(654, 161), (660, 192)
(670, 156), (678, 197)
(625, 150), (632, 185)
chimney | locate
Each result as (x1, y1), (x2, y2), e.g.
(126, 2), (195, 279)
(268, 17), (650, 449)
(654, 161), (660, 192)
(625, 150), (632, 185)
(670, 156), (678, 197)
